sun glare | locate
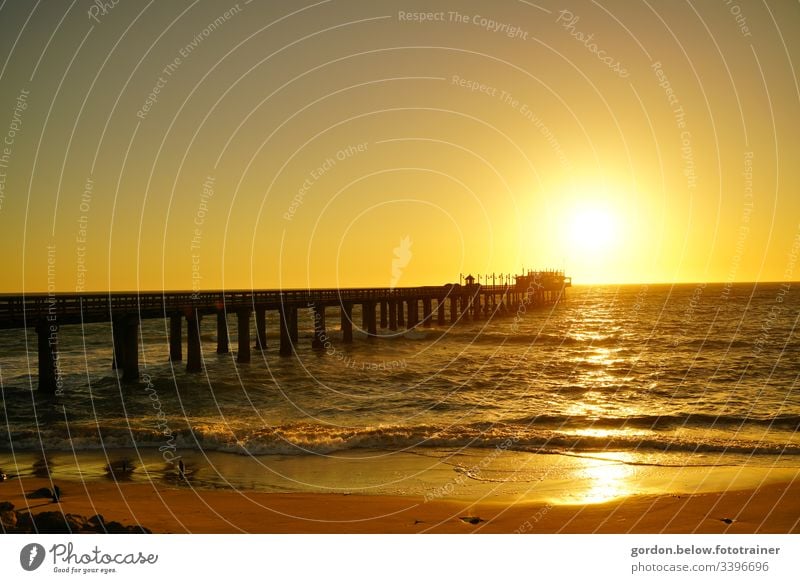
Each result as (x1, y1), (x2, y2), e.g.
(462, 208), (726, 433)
(567, 205), (619, 254)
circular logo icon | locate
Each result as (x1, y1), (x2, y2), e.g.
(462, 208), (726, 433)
(20, 543), (46, 571)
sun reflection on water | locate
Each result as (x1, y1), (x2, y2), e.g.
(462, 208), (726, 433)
(558, 452), (637, 505)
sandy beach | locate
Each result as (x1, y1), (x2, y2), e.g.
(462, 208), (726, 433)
(2, 474), (799, 534)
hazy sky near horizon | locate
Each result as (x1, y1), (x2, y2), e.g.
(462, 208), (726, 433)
(0, 0), (798, 291)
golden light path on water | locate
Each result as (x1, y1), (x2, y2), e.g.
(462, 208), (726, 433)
(554, 341), (648, 504)
(565, 451), (638, 505)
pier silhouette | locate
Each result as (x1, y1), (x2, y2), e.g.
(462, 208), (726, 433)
(0, 270), (570, 391)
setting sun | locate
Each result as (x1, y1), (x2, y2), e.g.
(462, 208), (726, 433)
(549, 195), (630, 284)
(567, 204), (620, 254)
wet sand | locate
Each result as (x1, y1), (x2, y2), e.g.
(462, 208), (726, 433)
(2, 476), (798, 533)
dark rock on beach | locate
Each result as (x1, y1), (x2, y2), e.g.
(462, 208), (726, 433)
(0, 501), (151, 533)
(0, 501), (18, 530)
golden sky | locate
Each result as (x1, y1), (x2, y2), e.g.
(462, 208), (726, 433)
(0, 0), (798, 291)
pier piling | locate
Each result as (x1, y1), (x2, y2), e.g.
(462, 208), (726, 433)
(169, 314), (182, 361)
(36, 320), (59, 393)
(255, 307), (267, 350)
(120, 316), (140, 381)
(423, 298), (432, 328)
(341, 302), (353, 343)
(407, 299), (419, 328)
(186, 311), (202, 373)
(362, 302), (377, 337)
(379, 301), (388, 329)
(112, 316), (125, 369)
(279, 307), (294, 357)
(216, 311), (229, 354)
(312, 303), (326, 350)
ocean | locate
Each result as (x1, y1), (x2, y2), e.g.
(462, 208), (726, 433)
(1, 283), (798, 499)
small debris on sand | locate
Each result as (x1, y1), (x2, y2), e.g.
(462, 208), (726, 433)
(459, 516), (484, 525)
(26, 487), (53, 499)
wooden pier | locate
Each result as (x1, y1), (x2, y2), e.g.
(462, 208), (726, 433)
(0, 271), (570, 391)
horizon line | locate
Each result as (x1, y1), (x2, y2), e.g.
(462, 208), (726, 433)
(1, 280), (797, 296)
